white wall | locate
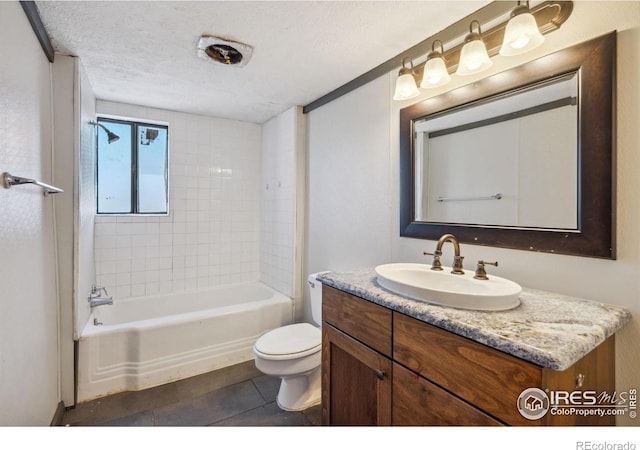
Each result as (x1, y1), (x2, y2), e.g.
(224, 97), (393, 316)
(52, 55), (97, 406)
(94, 101), (261, 300)
(261, 106), (305, 316)
(0, 2), (60, 425)
(307, 1), (640, 425)
(76, 59), (98, 341)
(306, 75), (393, 275)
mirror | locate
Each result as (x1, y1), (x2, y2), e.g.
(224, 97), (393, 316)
(414, 72), (578, 229)
(400, 33), (616, 259)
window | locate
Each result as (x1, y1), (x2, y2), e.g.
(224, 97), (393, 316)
(96, 118), (168, 214)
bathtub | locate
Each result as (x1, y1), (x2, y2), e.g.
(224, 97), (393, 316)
(77, 282), (293, 402)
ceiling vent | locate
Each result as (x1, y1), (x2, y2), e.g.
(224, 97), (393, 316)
(196, 35), (253, 68)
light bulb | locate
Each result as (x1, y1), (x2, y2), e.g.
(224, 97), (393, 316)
(500, 3), (544, 56)
(394, 73), (420, 100)
(457, 38), (492, 75)
(420, 41), (451, 89)
(393, 57), (420, 101)
(456, 20), (493, 76)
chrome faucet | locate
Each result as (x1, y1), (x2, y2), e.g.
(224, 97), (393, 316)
(423, 233), (465, 275)
(88, 284), (113, 307)
(89, 298), (113, 307)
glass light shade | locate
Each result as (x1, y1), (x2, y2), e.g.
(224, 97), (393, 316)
(420, 56), (451, 88)
(393, 73), (420, 100)
(500, 12), (544, 56)
(456, 39), (493, 76)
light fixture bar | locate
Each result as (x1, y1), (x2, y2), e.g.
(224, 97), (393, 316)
(303, 1), (572, 113)
(414, 1), (573, 84)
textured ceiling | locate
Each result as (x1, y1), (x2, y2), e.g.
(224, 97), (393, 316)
(36, 1), (491, 124)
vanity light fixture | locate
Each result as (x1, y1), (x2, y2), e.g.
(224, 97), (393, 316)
(385, 2), (573, 103)
(420, 40), (451, 89)
(456, 20), (493, 76)
(500, 1), (545, 56)
(393, 57), (420, 101)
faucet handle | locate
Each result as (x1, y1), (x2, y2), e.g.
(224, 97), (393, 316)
(474, 260), (498, 280)
(423, 251), (443, 271)
(91, 284), (109, 297)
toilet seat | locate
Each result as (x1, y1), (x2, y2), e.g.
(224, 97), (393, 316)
(254, 323), (321, 360)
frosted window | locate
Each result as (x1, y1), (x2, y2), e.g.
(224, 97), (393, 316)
(97, 119), (168, 214)
(97, 121), (132, 213)
(137, 126), (168, 213)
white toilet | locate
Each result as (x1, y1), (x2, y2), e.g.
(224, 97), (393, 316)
(253, 272), (325, 411)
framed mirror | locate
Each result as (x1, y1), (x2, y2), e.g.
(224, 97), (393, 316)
(400, 32), (616, 259)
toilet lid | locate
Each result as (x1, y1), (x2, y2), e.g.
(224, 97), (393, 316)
(254, 323), (321, 357)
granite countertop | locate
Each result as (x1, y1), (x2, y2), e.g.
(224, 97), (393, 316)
(316, 268), (631, 371)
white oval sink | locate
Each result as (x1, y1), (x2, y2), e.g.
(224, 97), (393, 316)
(375, 263), (521, 311)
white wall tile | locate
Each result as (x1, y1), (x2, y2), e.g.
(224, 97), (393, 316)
(95, 102), (262, 298)
(260, 107), (302, 299)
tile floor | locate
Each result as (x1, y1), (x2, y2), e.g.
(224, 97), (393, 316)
(61, 360), (321, 426)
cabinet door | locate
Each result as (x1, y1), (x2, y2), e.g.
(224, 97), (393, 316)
(322, 323), (392, 425)
(393, 363), (503, 426)
(542, 336), (615, 426)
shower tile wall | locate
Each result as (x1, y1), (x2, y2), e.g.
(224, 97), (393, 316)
(94, 101), (261, 299)
(260, 108), (298, 298)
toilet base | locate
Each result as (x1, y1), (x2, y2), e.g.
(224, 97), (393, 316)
(275, 367), (321, 411)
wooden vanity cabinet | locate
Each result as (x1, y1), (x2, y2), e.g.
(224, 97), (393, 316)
(322, 286), (616, 426)
(321, 286), (392, 425)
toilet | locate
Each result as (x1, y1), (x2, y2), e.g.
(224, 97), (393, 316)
(253, 272), (325, 411)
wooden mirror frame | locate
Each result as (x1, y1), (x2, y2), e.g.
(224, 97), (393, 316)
(400, 32), (616, 259)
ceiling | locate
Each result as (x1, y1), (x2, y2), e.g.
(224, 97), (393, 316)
(35, 1), (491, 124)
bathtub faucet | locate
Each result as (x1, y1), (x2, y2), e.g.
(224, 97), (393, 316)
(88, 284), (113, 307)
(89, 298), (113, 307)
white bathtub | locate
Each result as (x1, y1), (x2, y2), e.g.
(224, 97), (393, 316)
(77, 282), (293, 402)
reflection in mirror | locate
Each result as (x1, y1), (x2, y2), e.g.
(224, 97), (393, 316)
(414, 73), (578, 230)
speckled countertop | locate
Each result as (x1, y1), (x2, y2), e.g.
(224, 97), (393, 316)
(316, 268), (631, 371)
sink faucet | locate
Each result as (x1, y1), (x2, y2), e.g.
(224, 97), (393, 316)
(424, 233), (465, 275)
(88, 284), (113, 307)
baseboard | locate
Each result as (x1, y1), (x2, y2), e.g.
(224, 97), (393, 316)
(50, 401), (65, 426)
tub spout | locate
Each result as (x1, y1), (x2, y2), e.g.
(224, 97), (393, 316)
(88, 284), (113, 307)
(89, 298), (113, 307)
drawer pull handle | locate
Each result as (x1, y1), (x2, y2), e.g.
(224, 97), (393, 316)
(375, 370), (386, 380)
(576, 373), (585, 388)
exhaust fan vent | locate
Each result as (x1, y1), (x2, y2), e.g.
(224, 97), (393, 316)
(196, 35), (253, 68)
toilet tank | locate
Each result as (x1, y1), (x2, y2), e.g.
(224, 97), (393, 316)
(308, 272), (327, 326)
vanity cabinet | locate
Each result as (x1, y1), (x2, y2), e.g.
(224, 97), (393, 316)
(321, 286), (615, 426)
(321, 285), (392, 425)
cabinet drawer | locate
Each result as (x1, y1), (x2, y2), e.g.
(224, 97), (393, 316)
(322, 286), (392, 357)
(393, 363), (503, 426)
(393, 312), (542, 426)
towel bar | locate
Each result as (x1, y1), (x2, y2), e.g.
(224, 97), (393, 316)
(1, 172), (64, 196)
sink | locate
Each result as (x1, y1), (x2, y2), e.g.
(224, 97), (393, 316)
(375, 263), (521, 311)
